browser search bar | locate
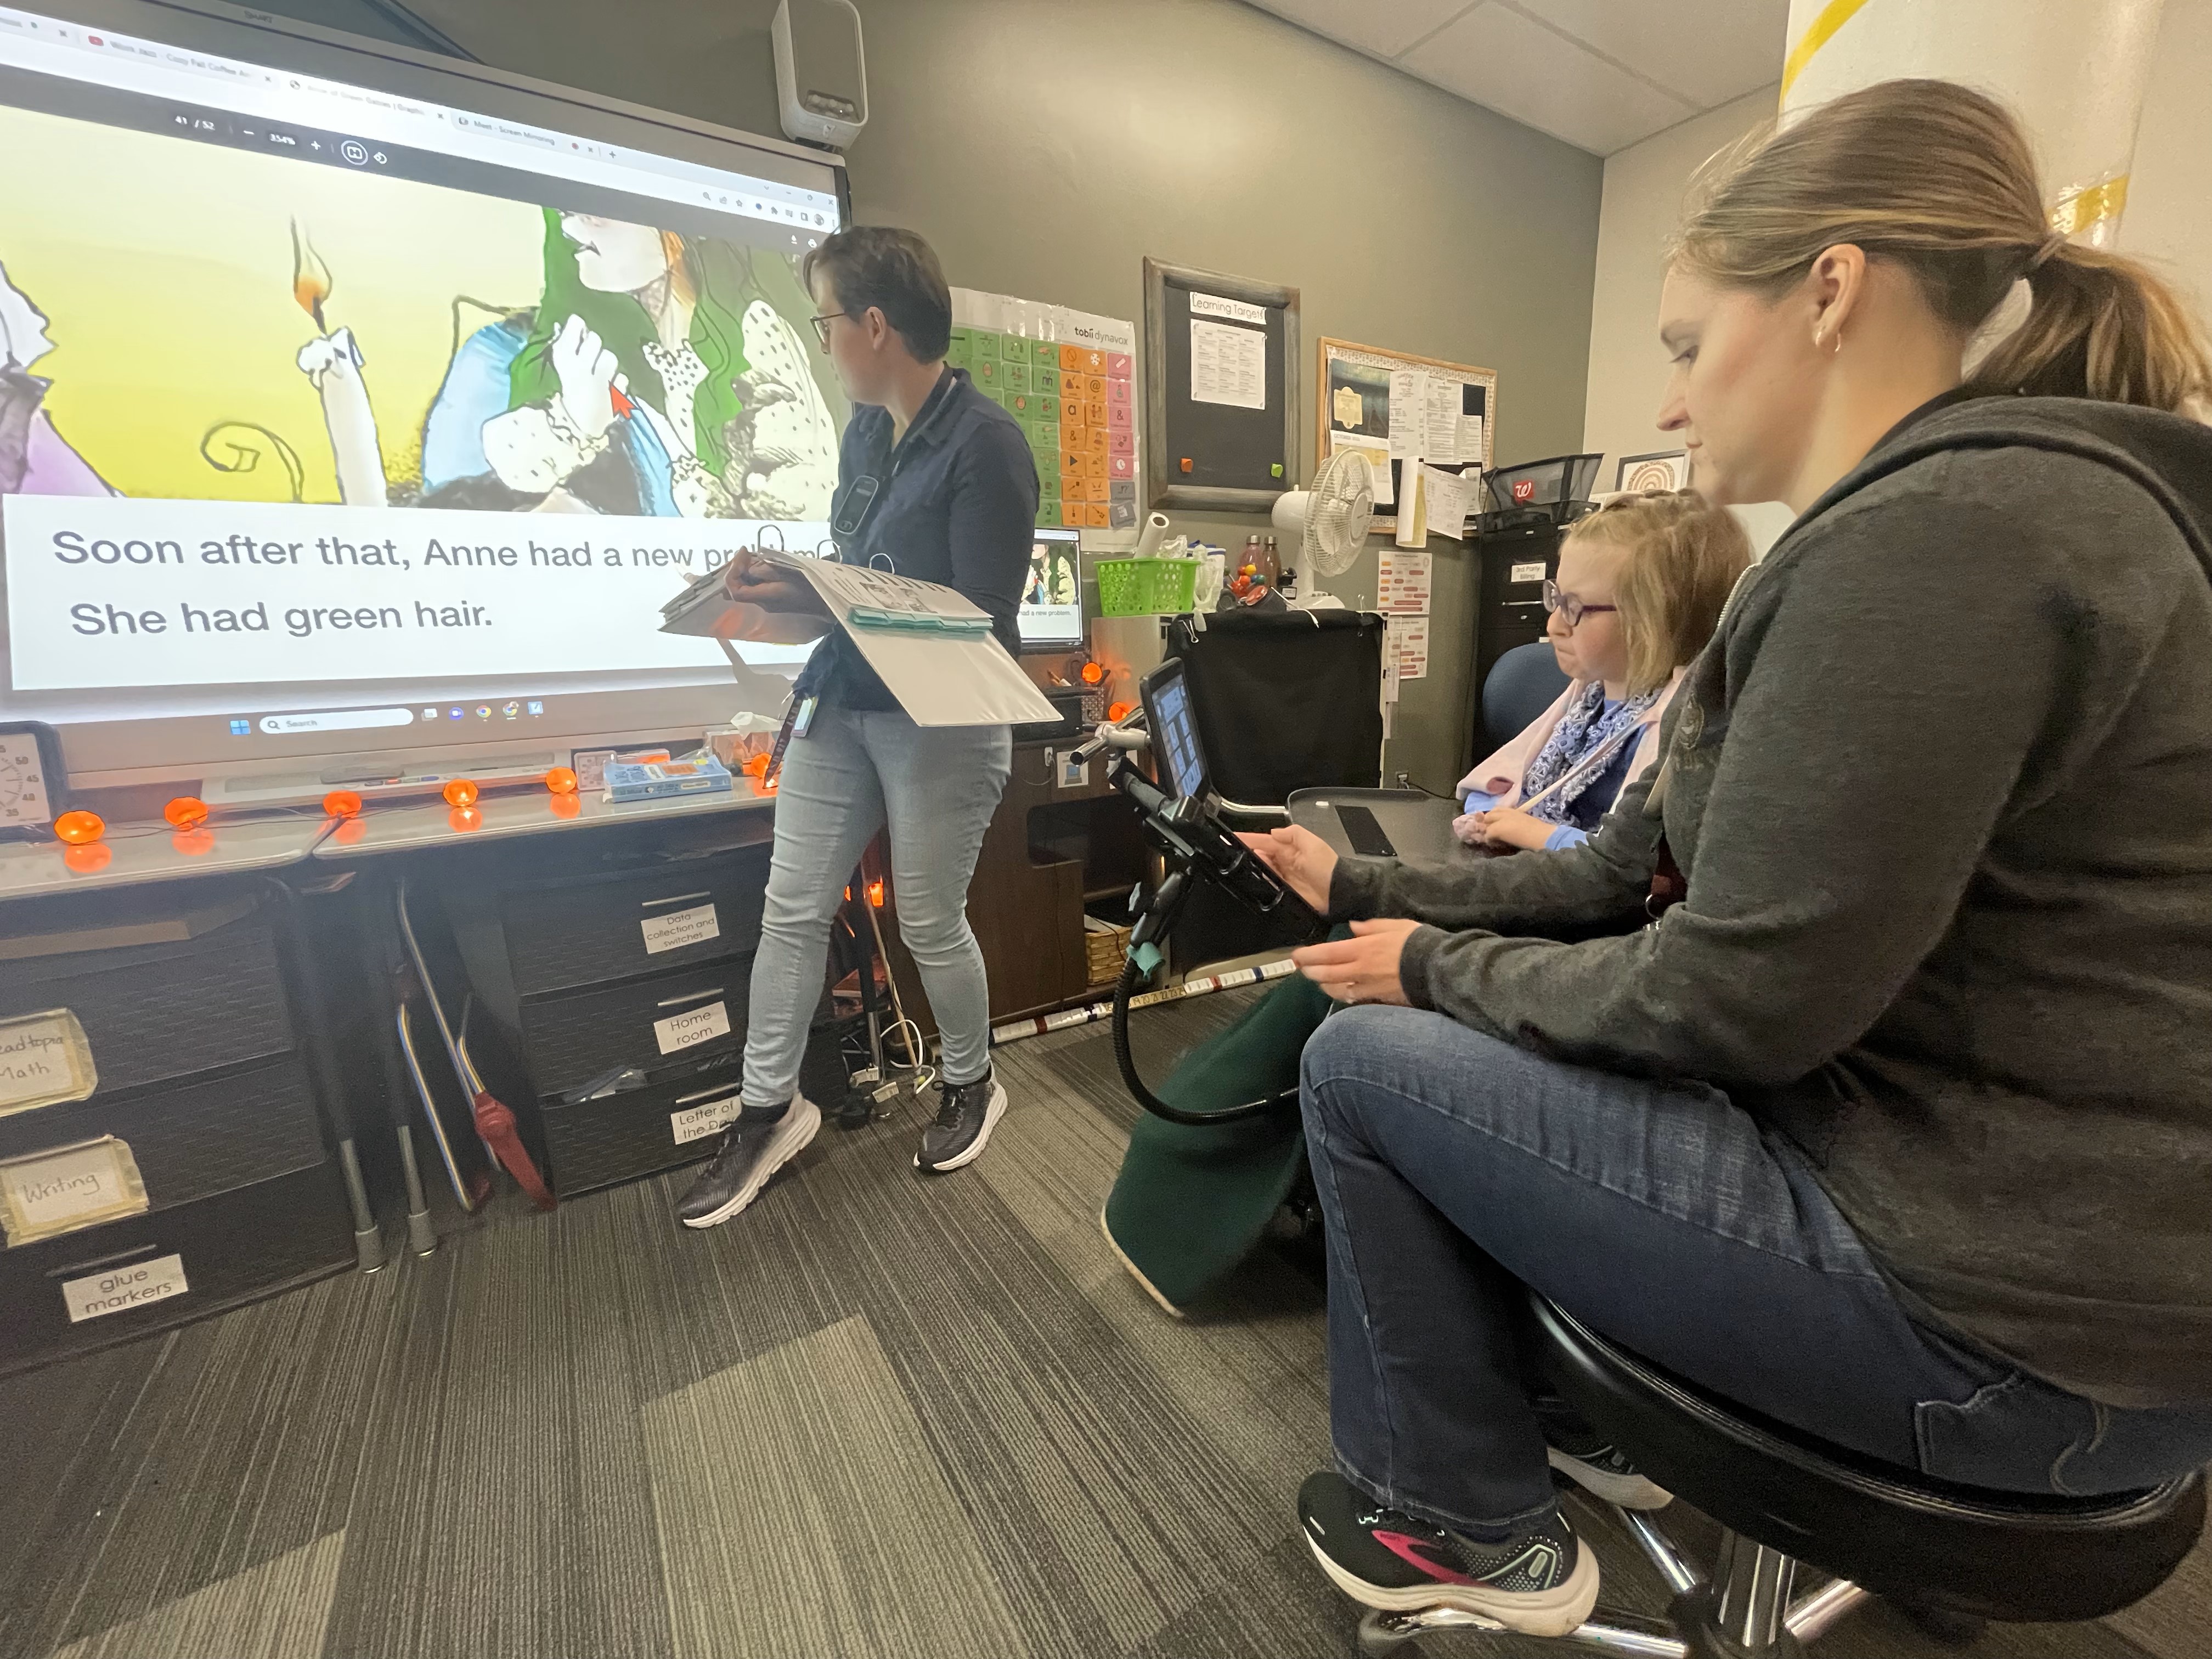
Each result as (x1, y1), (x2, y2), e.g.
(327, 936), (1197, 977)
(258, 707), (414, 736)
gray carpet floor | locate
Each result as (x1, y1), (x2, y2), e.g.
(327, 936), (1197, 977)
(0, 990), (2203, 1659)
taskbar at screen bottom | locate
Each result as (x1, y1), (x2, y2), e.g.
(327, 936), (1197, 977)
(48, 677), (793, 790)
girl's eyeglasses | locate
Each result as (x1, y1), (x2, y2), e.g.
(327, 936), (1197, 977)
(1543, 579), (1617, 629)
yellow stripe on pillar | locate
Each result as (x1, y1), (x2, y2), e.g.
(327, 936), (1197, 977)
(1779, 0), (1877, 103)
(2049, 173), (2131, 239)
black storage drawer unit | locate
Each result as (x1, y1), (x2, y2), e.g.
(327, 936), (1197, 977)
(499, 843), (772, 996)
(0, 881), (349, 1378)
(0, 1055), (325, 1212)
(0, 1161), (352, 1375)
(428, 819), (781, 1199)
(540, 1061), (749, 1197)
(518, 957), (753, 1097)
(0, 912), (294, 1098)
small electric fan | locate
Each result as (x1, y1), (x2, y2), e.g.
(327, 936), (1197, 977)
(1270, 448), (1376, 580)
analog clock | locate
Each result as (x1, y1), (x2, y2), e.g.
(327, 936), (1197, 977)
(0, 723), (67, 842)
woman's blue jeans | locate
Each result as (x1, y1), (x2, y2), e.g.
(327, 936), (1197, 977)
(1301, 1005), (2212, 1541)
(740, 706), (1010, 1113)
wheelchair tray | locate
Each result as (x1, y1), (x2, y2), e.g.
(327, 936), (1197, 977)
(1286, 788), (1488, 865)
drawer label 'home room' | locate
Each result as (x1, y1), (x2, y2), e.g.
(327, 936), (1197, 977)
(653, 1001), (731, 1056)
(62, 1252), (189, 1323)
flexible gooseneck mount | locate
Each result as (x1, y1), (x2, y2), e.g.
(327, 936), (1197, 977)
(1074, 713), (1322, 1127)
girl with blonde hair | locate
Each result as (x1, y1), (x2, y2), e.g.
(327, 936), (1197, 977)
(1457, 489), (1749, 851)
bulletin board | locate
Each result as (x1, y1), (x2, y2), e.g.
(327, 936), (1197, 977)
(1143, 258), (1300, 512)
(947, 287), (1141, 546)
(1317, 338), (1497, 533)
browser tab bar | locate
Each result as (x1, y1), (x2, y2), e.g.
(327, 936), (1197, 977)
(0, 2), (838, 232)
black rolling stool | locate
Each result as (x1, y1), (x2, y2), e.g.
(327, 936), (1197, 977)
(1359, 1294), (2206, 1657)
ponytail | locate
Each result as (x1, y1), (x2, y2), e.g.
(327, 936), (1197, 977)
(1971, 241), (2212, 411)
(1673, 80), (2212, 416)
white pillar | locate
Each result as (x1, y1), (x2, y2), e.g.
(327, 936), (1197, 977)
(1779, 0), (2166, 246)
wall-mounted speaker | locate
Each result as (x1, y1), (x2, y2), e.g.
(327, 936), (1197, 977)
(772, 0), (867, 150)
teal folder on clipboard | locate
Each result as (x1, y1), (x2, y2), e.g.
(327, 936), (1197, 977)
(845, 606), (994, 637)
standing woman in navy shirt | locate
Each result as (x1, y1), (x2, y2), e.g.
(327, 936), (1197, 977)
(676, 227), (1037, 1229)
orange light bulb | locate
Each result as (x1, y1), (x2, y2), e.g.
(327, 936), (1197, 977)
(63, 841), (112, 874)
(543, 766), (578, 795)
(1107, 700), (1135, 721)
(867, 878), (885, 908)
(442, 778), (479, 808)
(163, 795), (209, 828)
(447, 805), (483, 833)
(1080, 660), (1104, 684)
(53, 810), (104, 845)
(322, 789), (363, 818)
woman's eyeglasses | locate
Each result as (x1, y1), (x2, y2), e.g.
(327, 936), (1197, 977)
(808, 311), (848, 348)
(1543, 579), (1617, 629)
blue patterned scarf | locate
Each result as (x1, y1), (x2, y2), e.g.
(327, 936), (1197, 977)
(1519, 681), (1657, 825)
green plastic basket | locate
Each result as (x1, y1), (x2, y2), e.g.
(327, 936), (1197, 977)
(1095, 557), (1199, 617)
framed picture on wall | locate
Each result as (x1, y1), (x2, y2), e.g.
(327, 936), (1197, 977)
(1616, 450), (1689, 492)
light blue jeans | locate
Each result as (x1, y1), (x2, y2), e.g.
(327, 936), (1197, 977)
(740, 706), (1012, 1114)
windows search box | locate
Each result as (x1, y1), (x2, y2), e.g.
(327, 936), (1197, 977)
(258, 707), (414, 735)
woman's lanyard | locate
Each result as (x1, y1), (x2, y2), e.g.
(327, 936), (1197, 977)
(831, 371), (959, 573)
(1519, 718), (1642, 818)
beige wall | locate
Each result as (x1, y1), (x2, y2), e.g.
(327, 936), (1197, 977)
(1579, 87), (1775, 496)
(317, 0), (1605, 790)
(2123, 0), (2212, 315)
(1578, 88), (1793, 554)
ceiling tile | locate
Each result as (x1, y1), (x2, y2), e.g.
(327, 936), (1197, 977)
(1244, 0), (1479, 60)
(1511, 0), (1788, 109)
(1402, 3), (1697, 153)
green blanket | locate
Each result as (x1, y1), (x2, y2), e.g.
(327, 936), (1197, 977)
(1102, 968), (1334, 1312)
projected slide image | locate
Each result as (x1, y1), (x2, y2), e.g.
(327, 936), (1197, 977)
(0, 104), (842, 518)
(0, 67), (851, 704)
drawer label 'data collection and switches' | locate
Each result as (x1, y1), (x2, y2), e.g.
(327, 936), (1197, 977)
(641, 902), (720, 956)
(653, 1000), (731, 1056)
(670, 1092), (746, 1144)
(62, 1251), (189, 1323)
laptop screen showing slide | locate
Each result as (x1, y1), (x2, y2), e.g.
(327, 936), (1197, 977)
(1016, 528), (1082, 650)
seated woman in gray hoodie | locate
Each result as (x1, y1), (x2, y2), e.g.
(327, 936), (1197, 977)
(1263, 79), (2212, 1638)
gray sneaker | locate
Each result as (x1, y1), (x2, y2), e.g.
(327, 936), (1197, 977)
(1546, 1440), (1673, 1510)
(915, 1068), (1007, 1173)
(676, 1094), (820, 1228)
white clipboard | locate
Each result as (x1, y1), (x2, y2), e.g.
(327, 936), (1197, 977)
(661, 554), (1058, 727)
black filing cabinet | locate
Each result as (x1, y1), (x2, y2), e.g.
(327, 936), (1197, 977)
(0, 881), (351, 1375)
(439, 823), (777, 1197)
(1474, 522), (1564, 693)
